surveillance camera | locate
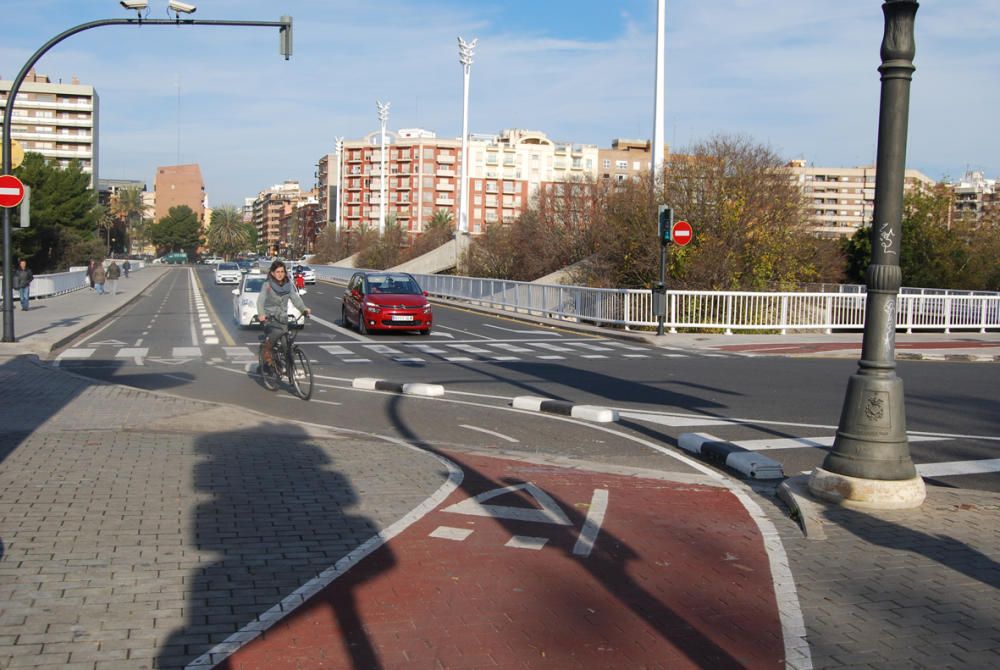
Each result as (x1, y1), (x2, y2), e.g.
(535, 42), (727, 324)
(168, 0), (197, 14)
(120, 0), (148, 9)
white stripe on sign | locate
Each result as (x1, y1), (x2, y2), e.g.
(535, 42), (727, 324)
(0, 188), (21, 195)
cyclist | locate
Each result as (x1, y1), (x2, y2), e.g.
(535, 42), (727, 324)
(257, 260), (310, 370)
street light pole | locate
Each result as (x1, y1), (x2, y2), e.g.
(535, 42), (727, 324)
(376, 101), (390, 236)
(809, 0), (925, 509)
(457, 37), (477, 237)
(1, 10), (292, 343)
(335, 136), (344, 239)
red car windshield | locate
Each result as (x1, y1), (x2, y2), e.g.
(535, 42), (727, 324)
(365, 275), (422, 295)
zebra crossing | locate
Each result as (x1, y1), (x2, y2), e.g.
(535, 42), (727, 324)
(53, 337), (744, 368)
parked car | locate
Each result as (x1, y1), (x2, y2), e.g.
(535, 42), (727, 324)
(214, 262), (242, 285)
(293, 264), (316, 284)
(236, 260), (253, 274)
(157, 252), (188, 265)
(342, 271), (432, 335)
(232, 271), (306, 328)
(201, 256), (223, 265)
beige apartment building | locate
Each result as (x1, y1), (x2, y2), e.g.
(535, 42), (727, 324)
(0, 70), (98, 186)
(951, 171), (997, 222)
(787, 160), (935, 238)
(252, 181), (303, 251)
(154, 164), (206, 225)
(597, 138), (672, 185)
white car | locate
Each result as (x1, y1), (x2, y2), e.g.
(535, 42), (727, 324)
(293, 265), (317, 285)
(214, 262), (242, 284)
(232, 272), (307, 328)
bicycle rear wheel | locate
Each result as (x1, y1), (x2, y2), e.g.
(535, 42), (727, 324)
(258, 343), (279, 391)
(289, 346), (314, 400)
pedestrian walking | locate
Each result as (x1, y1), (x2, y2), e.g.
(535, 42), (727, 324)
(106, 261), (121, 296)
(122, 259), (131, 278)
(12, 259), (34, 311)
(92, 261), (107, 295)
(87, 258), (95, 289)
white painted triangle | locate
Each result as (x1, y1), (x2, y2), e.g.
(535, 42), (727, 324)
(442, 482), (571, 525)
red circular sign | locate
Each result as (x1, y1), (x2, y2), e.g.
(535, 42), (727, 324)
(0, 174), (25, 208)
(671, 220), (693, 246)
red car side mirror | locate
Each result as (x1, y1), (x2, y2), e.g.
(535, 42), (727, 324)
(423, 290), (428, 297)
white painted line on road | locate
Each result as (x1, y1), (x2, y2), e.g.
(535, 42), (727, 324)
(56, 348), (95, 361)
(406, 343), (448, 354)
(319, 344), (352, 356)
(116, 347), (147, 366)
(483, 323), (561, 336)
(489, 342), (533, 353)
(343, 358), (371, 363)
(173, 347), (202, 358)
(444, 356), (473, 362)
(429, 526), (474, 541)
(450, 343), (492, 354)
(204, 337), (219, 345)
(537, 355), (565, 360)
(506, 536), (549, 550)
(573, 488), (609, 558)
(581, 354), (609, 359)
(365, 344), (404, 355)
(393, 357), (426, 364)
(531, 342), (573, 352)
(618, 411), (739, 427)
(917, 458), (1000, 477)
(308, 313), (372, 342)
(731, 434), (948, 451)
(459, 424), (520, 443)
(488, 356), (520, 362)
(567, 342), (614, 351)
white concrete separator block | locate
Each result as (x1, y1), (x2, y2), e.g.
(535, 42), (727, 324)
(678, 432), (716, 454)
(353, 377), (381, 390)
(569, 405), (619, 423)
(511, 396), (548, 411)
(724, 451), (785, 480)
(402, 382), (445, 397)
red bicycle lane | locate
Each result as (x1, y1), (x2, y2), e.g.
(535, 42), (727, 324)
(215, 451), (786, 669)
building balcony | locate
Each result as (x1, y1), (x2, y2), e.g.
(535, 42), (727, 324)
(437, 168), (456, 177)
(435, 197), (455, 206)
(435, 182), (455, 191)
(436, 155), (456, 164)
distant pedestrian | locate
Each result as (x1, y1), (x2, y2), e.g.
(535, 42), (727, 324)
(12, 259), (33, 311)
(92, 261), (107, 295)
(122, 259), (131, 278)
(106, 261), (121, 296)
(87, 258), (96, 289)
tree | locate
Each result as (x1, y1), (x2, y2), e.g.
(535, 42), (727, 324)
(843, 183), (1000, 290)
(205, 205), (250, 259)
(110, 186), (146, 256)
(356, 217), (405, 269)
(405, 209), (454, 261)
(150, 205), (202, 256)
(11, 152), (98, 271)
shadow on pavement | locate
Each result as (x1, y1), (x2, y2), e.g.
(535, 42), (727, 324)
(158, 422), (391, 670)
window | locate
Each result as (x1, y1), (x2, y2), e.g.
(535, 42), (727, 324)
(603, 159), (611, 169)
(633, 161), (641, 171)
(615, 160), (628, 169)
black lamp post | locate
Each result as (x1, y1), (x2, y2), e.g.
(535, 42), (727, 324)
(809, 0), (925, 508)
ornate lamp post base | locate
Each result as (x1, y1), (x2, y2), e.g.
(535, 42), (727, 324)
(809, 466), (925, 510)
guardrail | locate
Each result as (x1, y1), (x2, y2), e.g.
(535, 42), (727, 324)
(2, 261), (147, 301)
(310, 265), (1000, 334)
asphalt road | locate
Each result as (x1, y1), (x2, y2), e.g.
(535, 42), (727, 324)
(53, 267), (1000, 492)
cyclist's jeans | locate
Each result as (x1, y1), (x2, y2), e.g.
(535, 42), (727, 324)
(263, 320), (288, 345)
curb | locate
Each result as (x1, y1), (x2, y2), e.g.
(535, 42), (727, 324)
(777, 474), (828, 540)
(352, 377), (445, 397)
(678, 432), (785, 479)
(510, 395), (618, 423)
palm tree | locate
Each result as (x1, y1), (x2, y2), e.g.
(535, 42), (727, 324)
(206, 205), (250, 260)
(111, 186), (147, 256)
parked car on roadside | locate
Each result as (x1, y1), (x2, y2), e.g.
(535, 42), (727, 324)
(342, 271), (432, 335)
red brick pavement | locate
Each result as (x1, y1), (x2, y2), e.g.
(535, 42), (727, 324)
(217, 452), (784, 669)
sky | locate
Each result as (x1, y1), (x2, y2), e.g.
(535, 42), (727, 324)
(3, 1), (998, 206)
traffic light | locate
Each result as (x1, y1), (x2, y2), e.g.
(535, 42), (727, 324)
(657, 205), (673, 245)
(279, 16), (293, 60)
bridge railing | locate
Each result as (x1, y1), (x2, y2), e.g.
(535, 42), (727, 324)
(2, 262), (147, 301)
(311, 266), (999, 334)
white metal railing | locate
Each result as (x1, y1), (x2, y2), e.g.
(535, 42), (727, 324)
(309, 265), (999, 334)
(3, 262), (146, 301)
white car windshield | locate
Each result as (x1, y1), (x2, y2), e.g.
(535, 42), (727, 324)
(243, 277), (267, 293)
(219, 263), (239, 271)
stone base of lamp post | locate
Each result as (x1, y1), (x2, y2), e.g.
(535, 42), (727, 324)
(808, 466), (925, 510)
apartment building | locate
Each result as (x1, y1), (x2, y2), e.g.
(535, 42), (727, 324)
(336, 127), (600, 237)
(597, 138), (671, 184)
(154, 164), (206, 225)
(252, 181), (302, 251)
(786, 160), (936, 238)
(316, 152), (339, 231)
(951, 171), (997, 222)
(0, 70), (99, 186)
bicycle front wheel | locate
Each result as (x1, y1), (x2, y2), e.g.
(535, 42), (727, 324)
(258, 344), (279, 391)
(289, 346), (314, 400)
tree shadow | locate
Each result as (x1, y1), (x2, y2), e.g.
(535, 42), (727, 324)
(156, 422), (392, 670)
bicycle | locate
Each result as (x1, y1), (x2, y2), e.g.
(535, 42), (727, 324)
(258, 314), (314, 400)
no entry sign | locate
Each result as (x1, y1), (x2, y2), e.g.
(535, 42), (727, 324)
(671, 219), (693, 246)
(0, 175), (26, 208)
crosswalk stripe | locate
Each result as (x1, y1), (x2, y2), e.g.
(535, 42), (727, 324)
(365, 344), (404, 355)
(531, 342), (574, 352)
(320, 344), (353, 356)
(917, 458), (1000, 477)
(731, 434), (948, 451)
(173, 347), (202, 358)
(56, 348), (95, 360)
(450, 344), (492, 354)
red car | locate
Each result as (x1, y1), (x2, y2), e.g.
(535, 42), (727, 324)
(342, 272), (433, 335)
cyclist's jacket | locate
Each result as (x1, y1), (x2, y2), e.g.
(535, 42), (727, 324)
(257, 277), (306, 324)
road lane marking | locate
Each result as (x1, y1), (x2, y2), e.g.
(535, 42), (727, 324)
(459, 424), (520, 443)
(573, 488), (609, 558)
(483, 324), (562, 336)
(116, 347), (147, 365)
(443, 482), (572, 525)
(917, 458), (1000, 477)
(505, 536), (549, 550)
(730, 434), (948, 451)
(429, 526), (474, 541)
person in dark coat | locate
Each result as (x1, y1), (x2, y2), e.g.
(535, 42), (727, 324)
(87, 258), (95, 289)
(12, 259), (34, 311)
(92, 261), (107, 295)
(122, 259), (131, 278)
(106, 261), (121, 296)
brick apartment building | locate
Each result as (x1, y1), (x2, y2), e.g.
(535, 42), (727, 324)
(154, 164), (206, 225)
